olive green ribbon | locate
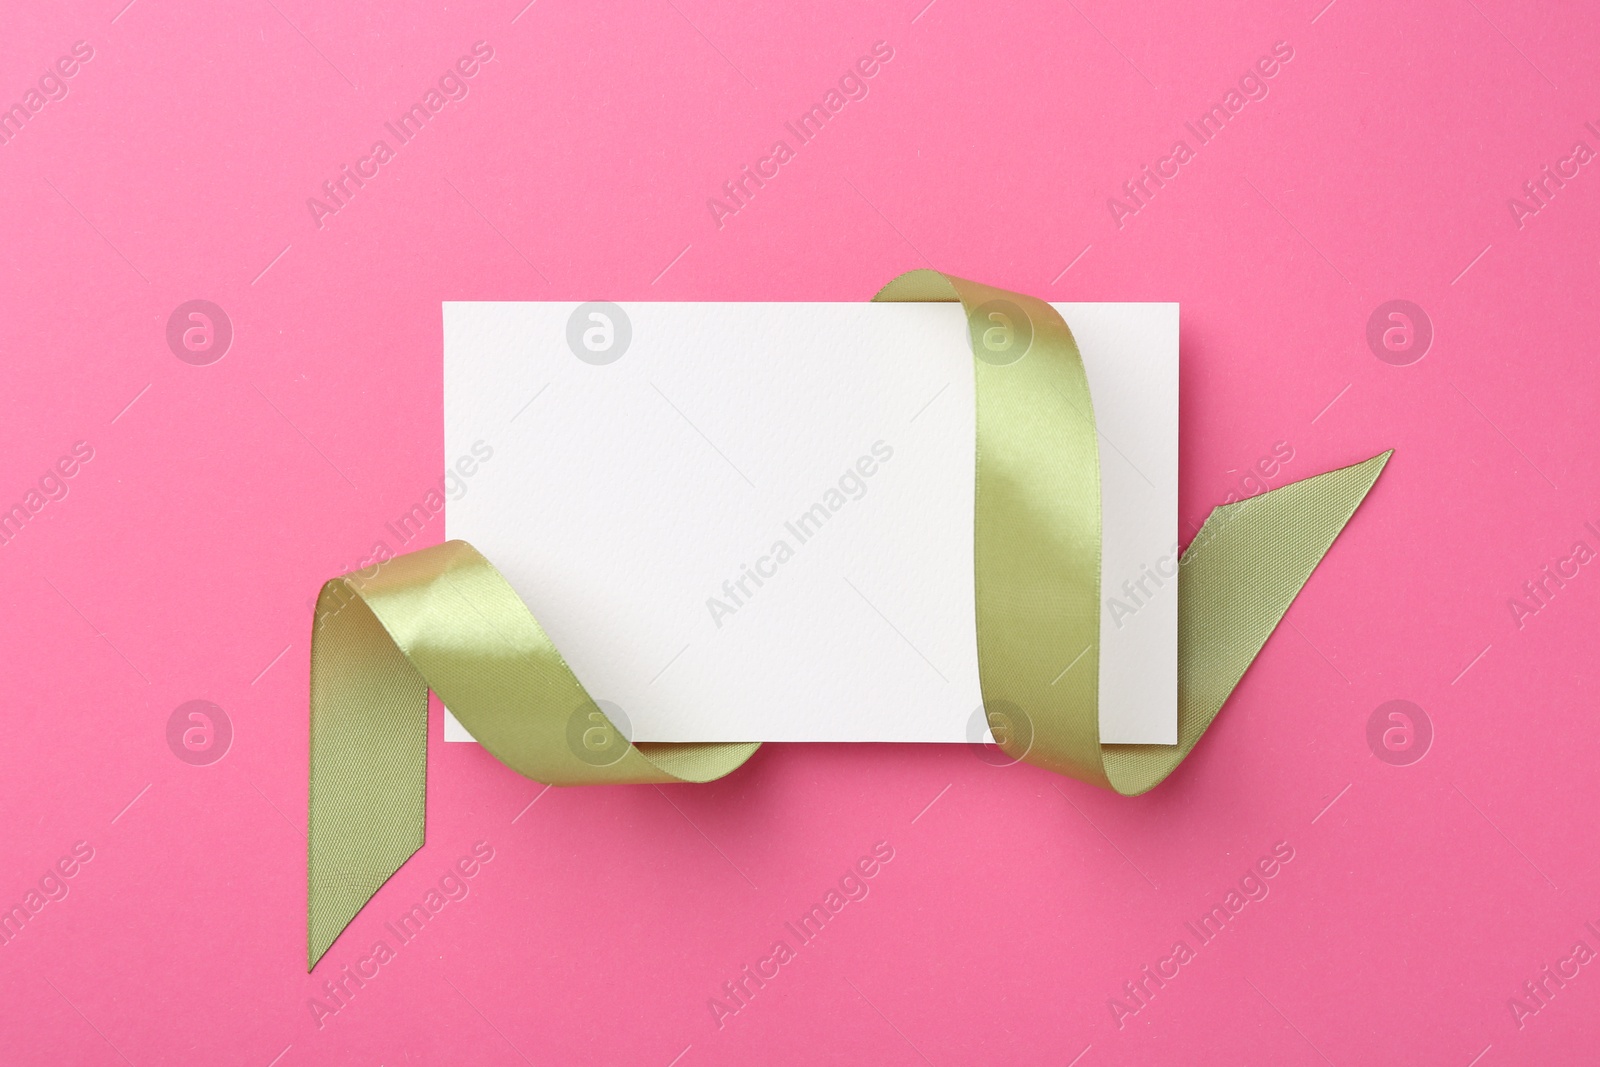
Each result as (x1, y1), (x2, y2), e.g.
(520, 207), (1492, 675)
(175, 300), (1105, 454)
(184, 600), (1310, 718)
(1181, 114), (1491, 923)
(308, 270), (1390, 968)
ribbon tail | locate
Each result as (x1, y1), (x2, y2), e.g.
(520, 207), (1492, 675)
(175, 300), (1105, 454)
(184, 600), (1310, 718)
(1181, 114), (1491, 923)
(307, 580), (428, 970)
(305, 541), (759, 969)
(1103, 449), (1393, 795)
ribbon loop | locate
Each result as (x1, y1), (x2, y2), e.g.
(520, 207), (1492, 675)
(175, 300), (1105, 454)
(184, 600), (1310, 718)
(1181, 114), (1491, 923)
(877, 270), (1106, 784)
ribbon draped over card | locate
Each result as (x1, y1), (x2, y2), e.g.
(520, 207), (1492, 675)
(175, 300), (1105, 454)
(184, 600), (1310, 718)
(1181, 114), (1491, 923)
(307, 270), (1391, 968)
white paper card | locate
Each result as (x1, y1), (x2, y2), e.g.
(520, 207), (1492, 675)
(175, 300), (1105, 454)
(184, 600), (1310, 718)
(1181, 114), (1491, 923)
(442, 302), (1177, 745)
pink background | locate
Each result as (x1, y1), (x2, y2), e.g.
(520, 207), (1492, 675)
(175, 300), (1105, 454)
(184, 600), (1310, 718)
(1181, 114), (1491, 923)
(2, 0), (1597, 1063)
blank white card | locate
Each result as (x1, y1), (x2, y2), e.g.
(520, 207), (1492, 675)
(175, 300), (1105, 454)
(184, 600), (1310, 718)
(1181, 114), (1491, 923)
(443, 302), (1177, 745)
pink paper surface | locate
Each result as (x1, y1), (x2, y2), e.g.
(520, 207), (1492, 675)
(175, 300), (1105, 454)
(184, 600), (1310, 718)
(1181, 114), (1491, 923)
(2, 1), (1596, 1063)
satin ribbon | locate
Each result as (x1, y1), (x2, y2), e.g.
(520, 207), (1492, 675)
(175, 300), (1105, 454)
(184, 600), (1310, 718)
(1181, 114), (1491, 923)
(307, 270), (1390, 968)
